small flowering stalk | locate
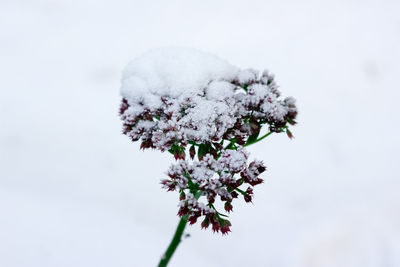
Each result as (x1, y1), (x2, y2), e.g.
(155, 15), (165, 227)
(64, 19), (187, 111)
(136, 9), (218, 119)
(119, 48), (297, 266)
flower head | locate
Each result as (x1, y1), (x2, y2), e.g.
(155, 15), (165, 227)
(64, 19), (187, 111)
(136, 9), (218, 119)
(119, 48), (297, 234)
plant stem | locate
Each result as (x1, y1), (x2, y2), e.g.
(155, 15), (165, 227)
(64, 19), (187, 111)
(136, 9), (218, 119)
(158, 215), (189, 267)
(158, 191), (202, 267)
(244, 131), (273, 147)
(234, 187), (246, 195)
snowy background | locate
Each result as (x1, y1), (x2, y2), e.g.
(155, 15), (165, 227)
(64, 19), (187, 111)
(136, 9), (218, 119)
(1, 0), (400, 266)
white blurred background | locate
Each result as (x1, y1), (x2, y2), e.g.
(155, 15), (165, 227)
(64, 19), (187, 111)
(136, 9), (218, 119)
(1, 0), (400, 266)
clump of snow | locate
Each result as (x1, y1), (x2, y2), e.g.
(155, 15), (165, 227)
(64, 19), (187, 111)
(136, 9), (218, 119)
(206, 81), (235, 100)
(121, 47), (239, 102)
(219, 148), (249, 173)
(237, 68), (258, 85)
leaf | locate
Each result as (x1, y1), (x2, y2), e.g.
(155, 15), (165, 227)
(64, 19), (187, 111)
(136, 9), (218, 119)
(245, 131), (260, 146)
(197, 144), (207, 160)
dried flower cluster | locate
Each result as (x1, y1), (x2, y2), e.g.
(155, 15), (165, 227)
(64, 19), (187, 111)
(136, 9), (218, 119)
(120, 48), (297, 234)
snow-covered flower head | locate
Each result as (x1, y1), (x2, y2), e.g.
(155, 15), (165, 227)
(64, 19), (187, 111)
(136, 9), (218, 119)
(120, 47), (297, 234)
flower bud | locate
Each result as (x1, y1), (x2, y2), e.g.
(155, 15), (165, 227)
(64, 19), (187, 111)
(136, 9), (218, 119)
(224, 201), (233, 213)
(177, 206), (189, 217)
(119, 98), (129, 115)
(231, 191), (239, 198)
(220, 219), (232, 235)
(249, 178), (264, 186)
(174, 151), (185, 160)
(189, 145), (196, 160)
(244, 187), (254, 203)
(161, 179), (176, 191)
(201, 216), (210, 230)
(244, 194), (252, 203)
(212, 221), (220, 233)
(140, 140), (154, 150)
(188, 215), (199, 225)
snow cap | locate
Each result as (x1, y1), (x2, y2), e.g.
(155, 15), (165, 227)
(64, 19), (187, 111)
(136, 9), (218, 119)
(121, 47), (239, 103)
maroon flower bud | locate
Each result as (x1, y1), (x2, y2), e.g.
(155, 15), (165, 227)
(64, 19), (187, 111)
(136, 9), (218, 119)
(231, 191), (239, 198)
(169, 144), (186, 160)
(188, 215), (199, 225)
(286, 128), (294, 139)
(235, 136), (246, 145)
(220, 219), (232, 235)
(209, 147), (218, 159)
(246, 187), (253, 195)
(240, 171), (248, 179)
(249, 178), (264, 186)
(140, 139), (154, 150)
(122, 123), (132, 135)
(212, 221), (220, 233)
(224, 201), (233, 213)
(244, 187), (254, 203)
(161, 179), (176, 191)
(179, 191), (186, 200)
(201, 216), (210, 230)
(207, 195), (215, 204)
(257, 165), (266, 174)
(119, 98), (129, 115)
(189, 145), (196, 160)
(174, 151), (186, 160)
(244, 194), (252, 203)
(177, 206), (190, 217)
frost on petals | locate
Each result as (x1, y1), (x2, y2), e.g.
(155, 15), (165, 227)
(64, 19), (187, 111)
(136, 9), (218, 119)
(119, 47), (297, 234)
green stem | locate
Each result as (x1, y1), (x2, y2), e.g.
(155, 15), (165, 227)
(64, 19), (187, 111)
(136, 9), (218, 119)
(158, 191), (202, 267)
(234, 187), (246, 195)
(158, 215), (189, 267)
(244, 131), (273, 147)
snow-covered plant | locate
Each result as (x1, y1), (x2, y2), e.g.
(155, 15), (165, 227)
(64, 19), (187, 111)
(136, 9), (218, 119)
(119, 48), (297, 267)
